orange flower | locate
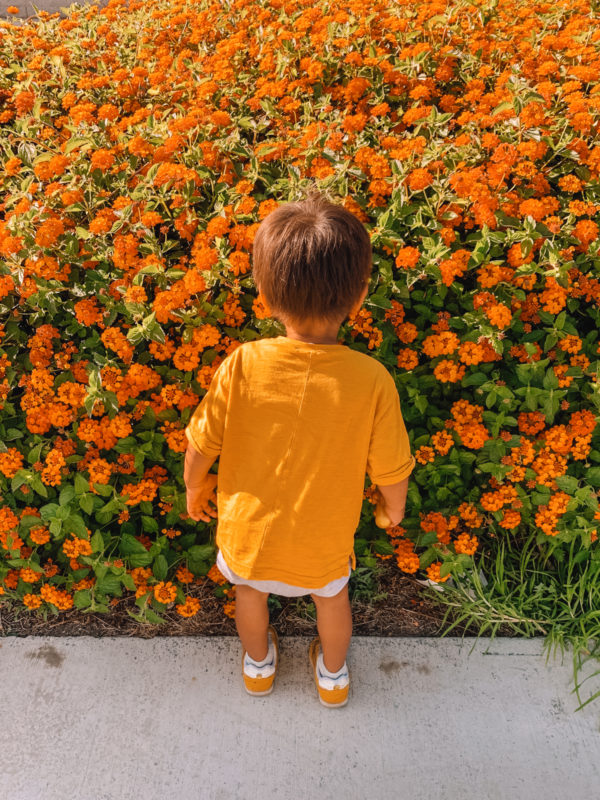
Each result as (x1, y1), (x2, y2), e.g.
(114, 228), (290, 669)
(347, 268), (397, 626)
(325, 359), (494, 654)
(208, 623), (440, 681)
(395, 246), (421, 269)
(454, 533), (478, 556)
(153, 581), (177, 605)
(518, 412), (545, 435)
(432, 430), (454, 455)
(426, 561), (451, 584)
(458, 341), (485, 365)
(396, 349), (419, 370)
(415, 446), (435, 464)
(423, 331), (460, 357)
(407, 168), (434, 192)
(434, 359), (466, 383)
(573, 219), (598, 248)
(484, 303), (512, 328)
(176, 596), (201, 617)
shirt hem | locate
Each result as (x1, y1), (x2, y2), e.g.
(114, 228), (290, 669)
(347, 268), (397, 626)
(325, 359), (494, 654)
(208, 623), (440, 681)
(218, 545), (355, 588)
(370, 456), (416, 486)
(185, 427), (220, 458)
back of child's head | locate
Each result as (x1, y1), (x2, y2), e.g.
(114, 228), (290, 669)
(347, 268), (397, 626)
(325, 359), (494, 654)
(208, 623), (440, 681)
(251, 188), (372, 327)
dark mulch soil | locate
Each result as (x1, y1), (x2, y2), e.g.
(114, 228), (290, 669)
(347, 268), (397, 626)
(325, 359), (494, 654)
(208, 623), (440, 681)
(0, 561), (519, 639)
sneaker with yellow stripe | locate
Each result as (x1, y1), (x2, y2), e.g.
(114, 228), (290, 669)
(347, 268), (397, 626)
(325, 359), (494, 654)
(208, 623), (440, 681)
(242, 624), (279, 696)
(309, 636), (349, 708)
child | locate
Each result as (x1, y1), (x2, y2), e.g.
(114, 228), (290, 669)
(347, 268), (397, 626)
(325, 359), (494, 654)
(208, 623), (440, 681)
(184, 189), (415, 708)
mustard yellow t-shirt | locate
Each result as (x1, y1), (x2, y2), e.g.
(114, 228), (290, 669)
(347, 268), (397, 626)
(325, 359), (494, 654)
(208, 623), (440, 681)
(185, 335), (415, 588)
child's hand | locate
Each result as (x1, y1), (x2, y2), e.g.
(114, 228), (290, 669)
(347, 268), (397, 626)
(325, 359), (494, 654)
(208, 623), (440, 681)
(374, 488), (404, 529)
(374, 492), (392, 529)
(186, 473), (218, 522)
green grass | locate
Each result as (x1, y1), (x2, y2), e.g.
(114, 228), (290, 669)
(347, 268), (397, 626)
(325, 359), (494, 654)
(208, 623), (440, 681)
(419, 530), (600, 712)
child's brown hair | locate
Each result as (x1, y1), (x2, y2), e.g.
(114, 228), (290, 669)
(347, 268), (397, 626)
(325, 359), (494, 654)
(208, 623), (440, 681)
(251, 189), (372, 326)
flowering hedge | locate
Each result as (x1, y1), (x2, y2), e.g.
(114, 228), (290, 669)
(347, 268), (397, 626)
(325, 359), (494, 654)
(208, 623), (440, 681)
(0, 0), (599, 623)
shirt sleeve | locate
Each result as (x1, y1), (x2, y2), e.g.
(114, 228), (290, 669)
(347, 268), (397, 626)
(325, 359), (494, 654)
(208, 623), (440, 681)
(185, 356), (233, 458)
(366, 370), (415, 485)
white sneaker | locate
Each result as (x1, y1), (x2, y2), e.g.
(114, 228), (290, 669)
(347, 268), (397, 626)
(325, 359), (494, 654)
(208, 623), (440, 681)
(317, 651), (349, 691)
(243, 628), (277, 681)
(309, 637), (350, 708)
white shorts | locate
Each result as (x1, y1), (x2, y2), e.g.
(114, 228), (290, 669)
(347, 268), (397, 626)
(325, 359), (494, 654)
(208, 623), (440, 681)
(216, 550), (352, 598)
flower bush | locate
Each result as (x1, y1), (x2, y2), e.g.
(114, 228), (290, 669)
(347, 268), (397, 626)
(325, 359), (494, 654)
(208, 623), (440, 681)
(0, 0), (599, 624)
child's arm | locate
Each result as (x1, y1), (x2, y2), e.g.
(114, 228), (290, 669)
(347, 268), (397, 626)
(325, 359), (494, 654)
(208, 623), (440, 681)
(184, 443), (218, 523)
(367, 371), (415, 529)
(184, 443), (216, 488)
(374, 477), (409, 528)
(183, 354), (234, 522)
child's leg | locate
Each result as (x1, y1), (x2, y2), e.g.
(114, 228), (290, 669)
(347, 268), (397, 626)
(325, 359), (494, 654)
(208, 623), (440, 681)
(310, 584), (352, 674)
(234, 584), (270, 662)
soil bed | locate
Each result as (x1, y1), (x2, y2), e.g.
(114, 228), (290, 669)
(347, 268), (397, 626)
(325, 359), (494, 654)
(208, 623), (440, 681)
(0, 562), (520, 638)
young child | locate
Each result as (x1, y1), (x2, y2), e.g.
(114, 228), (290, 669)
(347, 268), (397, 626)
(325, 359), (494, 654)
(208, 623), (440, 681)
(184, 189), (415, 708)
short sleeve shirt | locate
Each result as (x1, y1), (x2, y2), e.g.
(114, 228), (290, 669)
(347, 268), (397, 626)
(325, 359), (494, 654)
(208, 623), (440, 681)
(185, 336), (415, 588)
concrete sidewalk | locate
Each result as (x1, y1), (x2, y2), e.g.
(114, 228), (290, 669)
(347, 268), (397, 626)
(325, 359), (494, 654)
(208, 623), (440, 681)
(1, 635), (599, 799)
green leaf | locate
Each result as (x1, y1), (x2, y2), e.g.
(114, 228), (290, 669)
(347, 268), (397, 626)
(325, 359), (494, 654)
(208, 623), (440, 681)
(11, 470), (29, 492)
(492, 100), (513, 115)
(543, 368), (559, 390)
(121, 573), (137, 592)
(95, 574), (123, 596)
(93, 482), (113, 497)
(366, 294), (392, 309)
(142, 516), (159, 533)
(586, 468), (600, 488)
(485, 391), (497, 409)
(129, 551), (153, 567)
(27, 443), (43, 464)
(188, 544), (215, 561)
(373, 538), (395, 555)
(415, 395), (428, 414)
(59, 485), (76, 506)
(74, 474), (89, 495)
(153, 554), (168, 581)
(439, 560), (454, 578)
(555, 475), (579, 494)
(542, 391), (559, 424)
(63, 514), (89, 538)
(144, 608), (166, 624)
(79, 493), (95, 514)
(73, 589), (92, 609)
(90, 531), (104, 553)
(462, 371), (488, 387)
(120, 533), (150, 556)
(31, 475), (48, 497)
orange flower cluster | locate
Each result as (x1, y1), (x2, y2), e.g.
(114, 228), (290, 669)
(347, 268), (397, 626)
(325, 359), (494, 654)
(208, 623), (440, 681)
(448, 401), (490, 451)
(62, 535), (93, 559)
(176, 596), (201, 617)
(153, 580), (178, 605)
(425, 562), (451, 584)
(395, 539), (420, 574)
(1, 0), (600, 620)
(458, 503), (483, 529)
(420, 512), (457, 544)
(431, 430), (454, 455)
(39, 583), (73, 610)
(120, 478), (159, 505)
(535, 492), (572, 537)
(0, 447), (24, 479)
(348, 307), (383, 350)
(454, 532), (479, 556)
(416, 446), (435, 465)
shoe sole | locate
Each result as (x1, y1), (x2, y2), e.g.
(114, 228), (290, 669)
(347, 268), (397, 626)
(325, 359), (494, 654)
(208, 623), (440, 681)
(242, 624), (279, 696)
(309, 637), (349, 708)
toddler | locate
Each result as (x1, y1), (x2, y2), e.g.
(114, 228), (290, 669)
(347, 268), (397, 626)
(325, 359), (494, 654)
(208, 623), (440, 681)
(184, 189), (415, 708)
